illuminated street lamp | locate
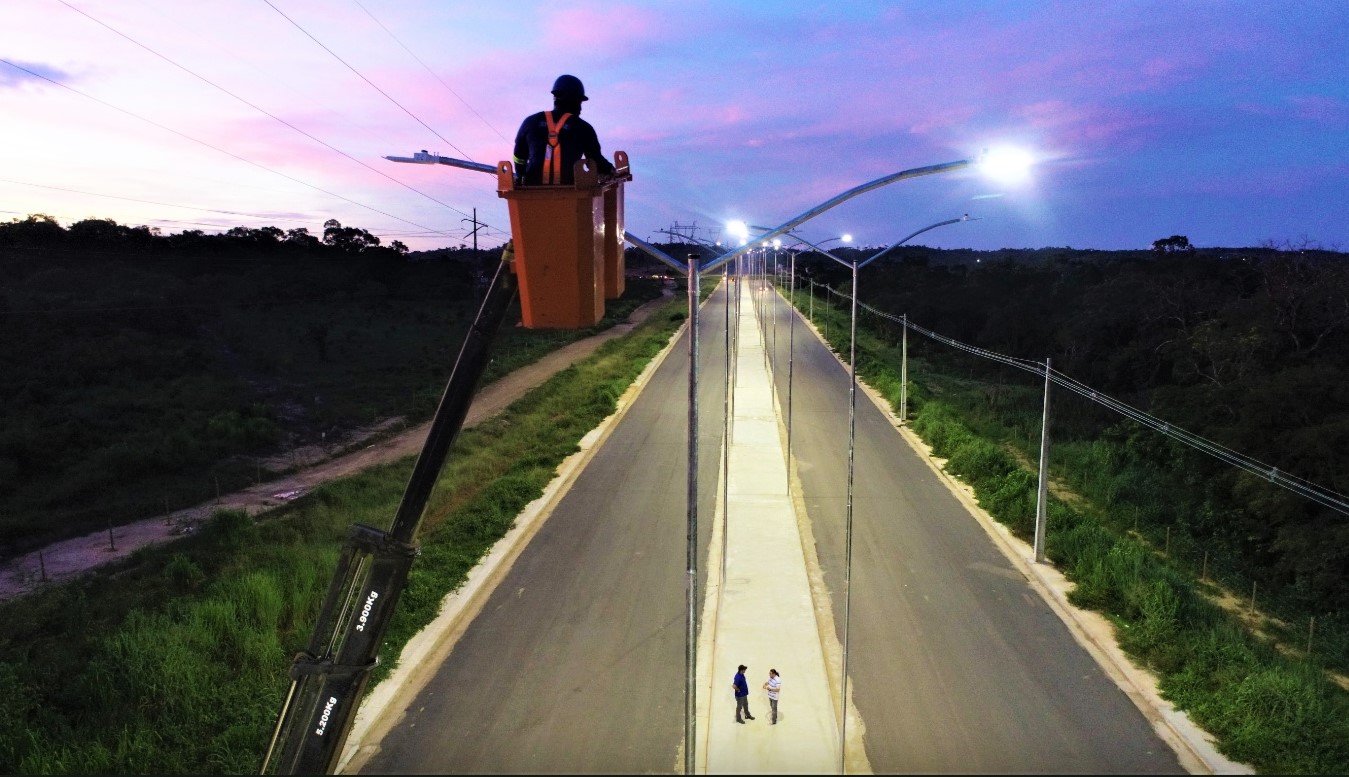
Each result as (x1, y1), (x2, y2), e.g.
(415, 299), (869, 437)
(981, 145), (1035, 185)
(791, 216), (976, 771)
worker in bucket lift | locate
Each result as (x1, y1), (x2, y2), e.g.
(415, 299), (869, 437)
(513, 74), (615, 186)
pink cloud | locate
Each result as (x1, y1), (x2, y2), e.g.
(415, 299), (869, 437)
(1287, 95), (1349, 126)
(542, 6), (661, 53)
(1239, 95), (1349, 127)
(908, 105), (982, 136)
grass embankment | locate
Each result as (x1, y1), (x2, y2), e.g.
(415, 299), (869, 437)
(0, 254), (663, 556)
(0, 295), (689, 774)
(798, 289), (1349, 775)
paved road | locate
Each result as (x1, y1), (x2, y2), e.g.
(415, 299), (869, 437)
(758, 283), (1183, 773)
(359, 284), (732, 774)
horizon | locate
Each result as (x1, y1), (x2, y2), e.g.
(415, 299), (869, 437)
(3, 1), (1347, 254)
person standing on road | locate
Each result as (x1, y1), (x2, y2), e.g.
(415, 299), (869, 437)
(733, 664), (754, 723)
(763, 668), (781, 724)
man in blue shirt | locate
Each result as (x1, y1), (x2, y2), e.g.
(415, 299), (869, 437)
(732, 664), (754, 723)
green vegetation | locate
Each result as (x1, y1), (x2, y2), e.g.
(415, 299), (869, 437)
(793, 252), (1349, 774)
(0, 285), (689, 773)
(0, 214), (662, 556)
(7, 209), (1345, 773)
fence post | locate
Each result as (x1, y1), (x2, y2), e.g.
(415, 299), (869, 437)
(1033, 357), (1052, 563)
(1308, 616), (1316, 655)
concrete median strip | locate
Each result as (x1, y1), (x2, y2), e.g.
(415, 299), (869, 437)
(695, 288), (849, 774)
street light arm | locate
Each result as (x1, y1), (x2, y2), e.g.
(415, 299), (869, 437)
(385, 151), (497, 176)
(624, 231), (690, 274)
(857, 214), (978, 269)
(752, 228), (849, 258)
(387, 151), (692, 276)
(787, 234), (852, 269)
(702, 157), (973, 274)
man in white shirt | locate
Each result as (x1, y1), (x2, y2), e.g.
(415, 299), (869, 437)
(763, 669), (781, 724)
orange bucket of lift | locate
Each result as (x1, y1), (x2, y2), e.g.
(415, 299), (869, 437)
(497, 151), (631, 329)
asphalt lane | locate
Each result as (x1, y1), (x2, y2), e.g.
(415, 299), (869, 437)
(759, 284), (1183, 773)
(359, 284), (729, 774)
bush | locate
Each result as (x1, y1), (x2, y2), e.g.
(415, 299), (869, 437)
(945, 438), (1017, 483)
(164, 554), (206, 592)
(204, 509), (256, 551)
(979, 468), (1038, 538)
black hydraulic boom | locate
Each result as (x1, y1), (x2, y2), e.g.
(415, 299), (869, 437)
(261, 252), (518, 774)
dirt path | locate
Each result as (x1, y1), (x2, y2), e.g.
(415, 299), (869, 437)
(0, 289), (674, 603)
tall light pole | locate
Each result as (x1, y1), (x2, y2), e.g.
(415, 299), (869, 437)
(773, 234), (849, 463)
(771, 239), (781, 370)
(793, 216), (975, 773)
(644, 148), (1029, 771)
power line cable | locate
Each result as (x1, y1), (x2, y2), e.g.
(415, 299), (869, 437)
(350, 0), (510, 143)
(825, 287), (1349, 516)
(1, 57), (450, 238)
(56, 1), (480, 226)
(262, 0), (478, 161)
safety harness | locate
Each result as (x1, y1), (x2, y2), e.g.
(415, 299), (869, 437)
(542, 111), (572, 184)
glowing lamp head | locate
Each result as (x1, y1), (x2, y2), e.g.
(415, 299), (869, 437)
(727, 220), (750, 246)
(980, 146), (1034, 184)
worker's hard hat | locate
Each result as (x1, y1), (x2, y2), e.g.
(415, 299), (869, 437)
(551, 74), (588, 102)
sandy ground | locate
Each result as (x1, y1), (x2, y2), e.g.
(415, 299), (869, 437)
(0, 289), (673, 602)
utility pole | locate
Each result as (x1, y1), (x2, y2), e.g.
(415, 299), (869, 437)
(669, 220), (700, 244)
(1034, 357), (1052, 563)
(461, 208), (486, 258)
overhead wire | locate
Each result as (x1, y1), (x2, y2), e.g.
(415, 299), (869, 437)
(808, 279), (1349, 517)
(262, 0), (506, 237)
(350, 0), (510, 143)
(261, 0), (478, 161)
(55, 1), (480, 226)
(1, 57), (450, 238)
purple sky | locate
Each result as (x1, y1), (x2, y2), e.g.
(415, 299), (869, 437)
(3, 1), (1347, 253)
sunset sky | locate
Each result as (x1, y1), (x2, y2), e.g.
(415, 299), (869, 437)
(3, 1), (1347, 254)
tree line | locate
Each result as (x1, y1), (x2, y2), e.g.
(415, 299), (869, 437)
(0, 213), (409, 257)
(800, 242), (1349, 619)
(0, 214), (477, 557)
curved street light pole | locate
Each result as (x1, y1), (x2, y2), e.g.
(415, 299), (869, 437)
(794, 216), (975, 773)
(776, 234), (847, 463)
(701, 157), (974, 276)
